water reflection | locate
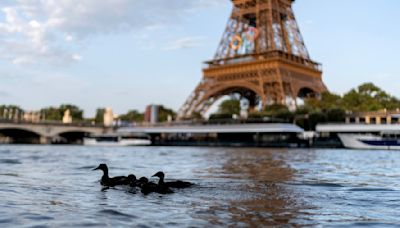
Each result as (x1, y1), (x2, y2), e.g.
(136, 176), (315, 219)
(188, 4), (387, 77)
(196, 149), (308, 226)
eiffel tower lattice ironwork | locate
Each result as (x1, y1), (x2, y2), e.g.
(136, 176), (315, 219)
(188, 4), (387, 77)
(178, 0), (327, 119)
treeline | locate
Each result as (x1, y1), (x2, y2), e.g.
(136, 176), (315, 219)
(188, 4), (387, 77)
(0, 103), (177, 125)
(209, 83), (400, 130)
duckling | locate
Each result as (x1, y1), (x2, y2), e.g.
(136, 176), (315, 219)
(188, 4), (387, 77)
(92, 164), (129, 187)
(138, 177), (173, 195)
(127, 174), (137, 187)
(137, 177), (150, 188)
(152, 171), (193, 189)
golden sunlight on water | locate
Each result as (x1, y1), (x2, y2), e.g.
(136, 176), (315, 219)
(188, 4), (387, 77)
(199, 149), (304, 226)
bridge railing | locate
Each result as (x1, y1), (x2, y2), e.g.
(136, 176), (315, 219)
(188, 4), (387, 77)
(0, 119), (104, 128)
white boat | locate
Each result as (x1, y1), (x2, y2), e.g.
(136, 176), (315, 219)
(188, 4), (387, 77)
(83, 134), (151, 146)
(338, 133), (400, 150)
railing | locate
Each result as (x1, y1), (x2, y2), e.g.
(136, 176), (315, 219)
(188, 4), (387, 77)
(0, 119), (104, 128)
(204, 50), (322, 71)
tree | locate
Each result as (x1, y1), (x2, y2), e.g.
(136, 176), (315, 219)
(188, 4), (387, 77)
(94, 108), (105, 124)
(59, 104), (83, 121)
(40, 104), (84, 122)
(0, 105), (24, 120)
(119, 110), (144, 122)
(304, 91), (342, 111)
(40, 107), (62, 121)
(342, 83), (400, 112)
(308, 112), (327, 131)
(219, 99), (241, 115)
(158, 106), (176, 122)
(190, 112), (203, 121)
(264, 104), (289, 116)
(209, 113), (234, 120)
(325, 108), (346, 123)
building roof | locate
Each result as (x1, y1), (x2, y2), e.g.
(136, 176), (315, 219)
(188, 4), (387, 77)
(119, 123), (303, 134)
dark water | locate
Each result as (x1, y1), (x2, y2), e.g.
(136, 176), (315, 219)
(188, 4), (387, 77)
(0, 146), (400, 227)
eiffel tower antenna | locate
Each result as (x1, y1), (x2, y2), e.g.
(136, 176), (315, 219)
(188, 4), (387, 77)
(178, 0), (327, 119)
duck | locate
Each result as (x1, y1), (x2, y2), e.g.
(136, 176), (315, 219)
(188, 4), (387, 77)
(92, 164), (130, 187)
(138, 176), (173, 195)
(152, 171), (193, 189)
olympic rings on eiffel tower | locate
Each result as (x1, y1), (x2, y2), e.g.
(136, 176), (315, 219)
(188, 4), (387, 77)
(230, 27), (259, 52)
(246, 27), (259, 41)
(230, 35), (242, 51)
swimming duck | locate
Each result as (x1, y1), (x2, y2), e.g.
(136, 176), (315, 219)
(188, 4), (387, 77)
(92, 164), (129, 187)
(152, 171), (193, 189)
(138, 176), (173, 195)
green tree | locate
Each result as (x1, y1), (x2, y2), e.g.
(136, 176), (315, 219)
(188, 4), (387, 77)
(40, 104), (84, 122)
(209, 113), (235, 120)
(264, 104), (289, 116)
(308, 112), (327, 131)
(342, 83), (400, 112)
(326, 108), (346, 123)
(40, 107), (62, 121)
(59, 104), (83, 121)
(305, 91), (342, 111)
(94, 108), (105, 124)
(219, 99), (240, 115)
(158, 106), (176, 122)
(0, 105), (24, 120)
(119, 110), (144, 122)
(190, 111), (203, 121)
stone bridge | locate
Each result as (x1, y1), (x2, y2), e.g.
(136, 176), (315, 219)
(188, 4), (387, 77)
(0, 122), (107, 144)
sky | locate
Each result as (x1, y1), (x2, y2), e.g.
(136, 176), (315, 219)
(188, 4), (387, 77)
(0, 0), (399, 117)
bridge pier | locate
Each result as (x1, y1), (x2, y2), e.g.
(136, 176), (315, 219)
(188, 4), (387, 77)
(40, 136), (52, 144)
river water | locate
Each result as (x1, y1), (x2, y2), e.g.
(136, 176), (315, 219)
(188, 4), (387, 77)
(0, 146), (399, 227)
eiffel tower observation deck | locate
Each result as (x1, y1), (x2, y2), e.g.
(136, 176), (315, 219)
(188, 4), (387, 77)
(178, 0), (327, 119)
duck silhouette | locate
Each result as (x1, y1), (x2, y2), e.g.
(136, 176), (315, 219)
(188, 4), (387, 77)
(92, 164), (130, 187)
(138, 176), (173, 195)
(127, 174), (138, 187)
(152, 171), (193, 189)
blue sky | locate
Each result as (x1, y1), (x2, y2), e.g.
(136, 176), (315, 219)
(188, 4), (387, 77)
(0, 0), (399, 117)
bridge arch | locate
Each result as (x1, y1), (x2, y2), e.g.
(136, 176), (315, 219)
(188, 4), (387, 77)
(0, 128), (42, 144)
(54, 131), (91, 144)
(52, 128), (101, 144)
(52, 128), (100, 137)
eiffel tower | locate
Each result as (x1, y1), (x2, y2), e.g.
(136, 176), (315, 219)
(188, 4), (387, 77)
(178, 0), (327, 119)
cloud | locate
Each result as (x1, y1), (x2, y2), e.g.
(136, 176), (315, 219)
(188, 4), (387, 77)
(0, 0), (224, 65)
(71, 54), (82, 61)
(163, 36), (207, 50)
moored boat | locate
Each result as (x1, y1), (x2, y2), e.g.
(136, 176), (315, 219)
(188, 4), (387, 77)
(338, 133), (400, 150)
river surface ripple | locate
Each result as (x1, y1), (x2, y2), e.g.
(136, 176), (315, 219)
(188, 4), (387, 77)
(0, 146), (399, 227)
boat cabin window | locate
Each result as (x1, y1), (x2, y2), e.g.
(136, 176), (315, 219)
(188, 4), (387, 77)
(96, 136), (119, 142)
(381, 132), (400, 139)
(121, 136), (150, 140)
